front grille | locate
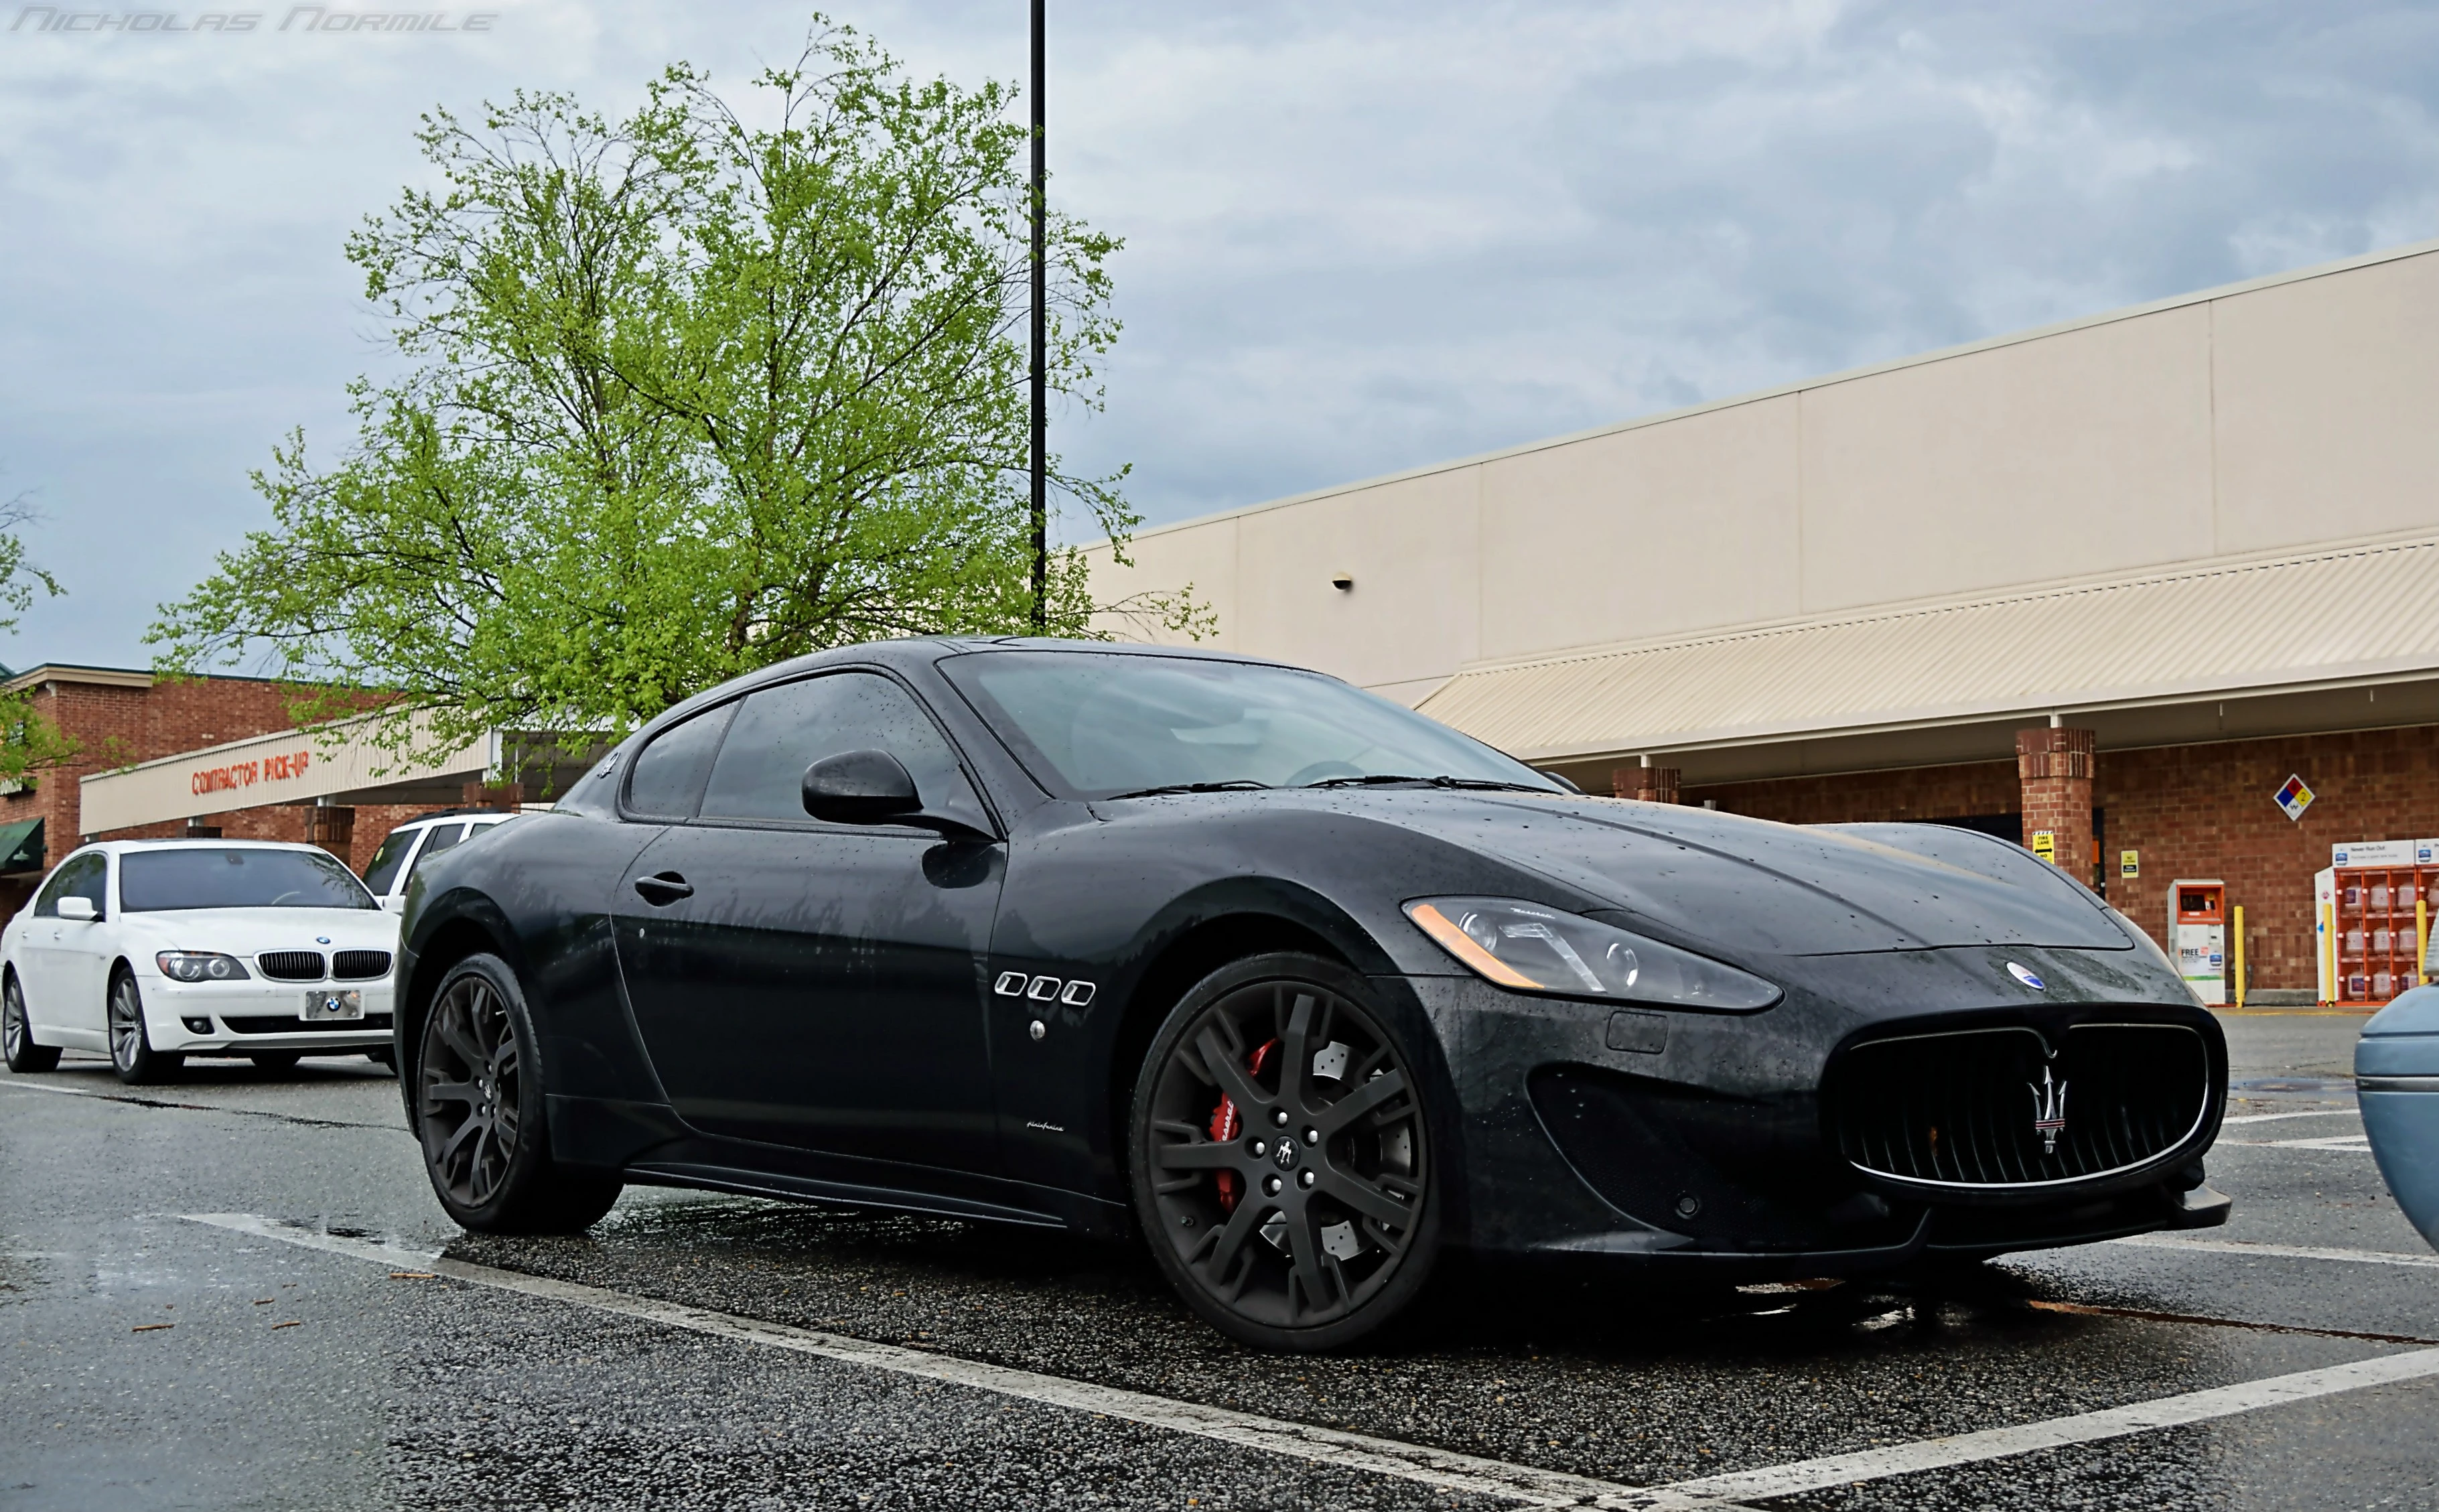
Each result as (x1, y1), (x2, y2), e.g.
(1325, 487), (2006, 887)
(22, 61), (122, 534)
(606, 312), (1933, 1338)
(1824, 1022), (2211, 1188)
(255, 951), (326, 981)
(224, 1013), (393, 1036)
(332, 950), (393, 980)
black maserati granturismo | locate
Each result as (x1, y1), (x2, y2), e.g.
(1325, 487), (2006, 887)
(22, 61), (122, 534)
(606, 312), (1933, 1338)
(395, 638), (2229, 1349)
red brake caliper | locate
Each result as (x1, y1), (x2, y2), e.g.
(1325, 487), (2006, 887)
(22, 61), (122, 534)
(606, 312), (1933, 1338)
(1210, 1038), (1279, 1214)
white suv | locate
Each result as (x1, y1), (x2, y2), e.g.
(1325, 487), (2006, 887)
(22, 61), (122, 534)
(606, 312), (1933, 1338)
(358, 811), (517, 913)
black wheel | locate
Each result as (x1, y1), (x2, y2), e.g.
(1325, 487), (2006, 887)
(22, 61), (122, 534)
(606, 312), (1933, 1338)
(1131, 953), (1441, 1351)
(3, 974), (59, 1073)
(415, 953), (621, 1233)
(249, 1050), (302, 1073)
(108, 971), (181, 1085)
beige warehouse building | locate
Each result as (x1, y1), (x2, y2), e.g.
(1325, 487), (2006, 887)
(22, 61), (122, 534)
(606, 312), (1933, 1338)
(1087, 238), (2439, 1002)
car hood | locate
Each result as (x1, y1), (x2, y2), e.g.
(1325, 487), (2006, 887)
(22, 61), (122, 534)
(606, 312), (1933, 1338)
(117, 906), (401, 953)
(1331, 791), (2134, 957)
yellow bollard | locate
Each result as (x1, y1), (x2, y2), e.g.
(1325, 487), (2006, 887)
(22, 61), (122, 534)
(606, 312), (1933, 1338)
(2322, 900), (2338, 1006)
(2233, 904), (2245, 1010)
(2420, 896), (2430, 988)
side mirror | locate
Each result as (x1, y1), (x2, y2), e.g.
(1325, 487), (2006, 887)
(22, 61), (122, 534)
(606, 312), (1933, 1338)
(803, 750), (922, 825)
(57, 896), (96, 922)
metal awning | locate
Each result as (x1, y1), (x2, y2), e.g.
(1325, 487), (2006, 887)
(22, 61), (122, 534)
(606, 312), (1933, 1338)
(0, 816), (44, 876)
(76, 711), (490, 836)
(1417, 533), (2439, 764)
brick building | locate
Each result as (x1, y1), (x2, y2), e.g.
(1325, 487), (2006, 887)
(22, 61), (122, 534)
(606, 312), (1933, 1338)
(0, 665), (539, 918)
(1092, 238), (2439, 1002)
(1687, 726), (2438, 998)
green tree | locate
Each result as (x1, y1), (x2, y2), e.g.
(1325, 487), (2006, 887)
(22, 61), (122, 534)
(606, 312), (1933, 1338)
(0, 484), (74, 784)
(150, 21), (1203, 760)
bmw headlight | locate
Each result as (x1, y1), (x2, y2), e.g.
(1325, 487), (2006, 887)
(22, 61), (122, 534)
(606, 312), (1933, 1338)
(1403, 897), (1780, 1011)
(156, 951), (251, 983)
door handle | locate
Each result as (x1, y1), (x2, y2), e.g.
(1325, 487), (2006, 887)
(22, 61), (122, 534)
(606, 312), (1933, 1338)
(633, 872), (693, 904)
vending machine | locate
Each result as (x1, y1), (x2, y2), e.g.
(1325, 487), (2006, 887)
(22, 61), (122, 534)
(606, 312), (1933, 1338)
(2167, 880), (2227, 1007)
(2326, 840), (2434, 1006)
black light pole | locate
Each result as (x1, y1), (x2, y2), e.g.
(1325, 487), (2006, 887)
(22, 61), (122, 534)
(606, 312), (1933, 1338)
(1028, 0), (1048, 632)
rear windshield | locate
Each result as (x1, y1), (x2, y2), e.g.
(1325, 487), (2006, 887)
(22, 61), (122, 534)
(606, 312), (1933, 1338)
(120, 847), (378, 912)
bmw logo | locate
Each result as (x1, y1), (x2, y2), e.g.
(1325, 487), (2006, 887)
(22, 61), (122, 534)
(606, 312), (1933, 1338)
(2007, 962), (2046, 991)
(316, 936), (332, 945)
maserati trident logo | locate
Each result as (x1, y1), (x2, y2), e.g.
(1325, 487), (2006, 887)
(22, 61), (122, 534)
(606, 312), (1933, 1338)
(2007, 961), (2046, 990)
(2028, 1065), (2069, 1155)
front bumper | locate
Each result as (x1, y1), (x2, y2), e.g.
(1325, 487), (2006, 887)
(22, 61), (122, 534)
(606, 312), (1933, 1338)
(1397, 961), (2228, 1274)
(141, 973), (397, 1054)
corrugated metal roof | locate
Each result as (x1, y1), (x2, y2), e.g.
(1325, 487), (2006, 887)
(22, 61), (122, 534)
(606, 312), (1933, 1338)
(1417, 534), (2439, 761)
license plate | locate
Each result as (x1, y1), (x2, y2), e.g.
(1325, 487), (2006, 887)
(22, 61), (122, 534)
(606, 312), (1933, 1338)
(302, 989), (363, 1022)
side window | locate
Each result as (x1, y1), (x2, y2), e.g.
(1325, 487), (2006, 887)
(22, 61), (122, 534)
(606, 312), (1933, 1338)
(34, 851), (107, 920)
(624, 705), (736, 820)
(32, 851), (94, 918)
(407, 824), (467, 879)
(700, 673), (981, 825)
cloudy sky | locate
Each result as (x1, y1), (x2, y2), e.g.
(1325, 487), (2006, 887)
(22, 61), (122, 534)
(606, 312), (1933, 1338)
(2, 0), (2436, 667)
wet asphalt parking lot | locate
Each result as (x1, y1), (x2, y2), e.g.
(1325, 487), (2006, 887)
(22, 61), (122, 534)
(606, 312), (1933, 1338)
(4, 1013), (2434, 1511)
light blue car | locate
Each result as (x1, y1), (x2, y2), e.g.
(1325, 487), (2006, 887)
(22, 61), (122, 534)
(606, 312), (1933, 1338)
(2358, 984), (2439, 1251)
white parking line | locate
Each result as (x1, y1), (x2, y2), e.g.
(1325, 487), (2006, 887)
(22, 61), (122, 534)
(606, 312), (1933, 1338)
(1663, 1347), (2439, 1503)
(2221, 1109), (2359, 1125)
(2113, 1233), (2439, 1269)
(0, 1076), (396, 1129)
(2217, 1134), (2374, 1150)
(182, 1214), (1741, 1512)
(0, 1079), (106, 1099)
(192, 1213), (2439, 1508)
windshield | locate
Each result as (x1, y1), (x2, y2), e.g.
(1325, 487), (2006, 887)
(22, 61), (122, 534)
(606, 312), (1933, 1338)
(940, 650), (1559, 800)
(360, 828), (418, 896)
(121, 847), (378, 912)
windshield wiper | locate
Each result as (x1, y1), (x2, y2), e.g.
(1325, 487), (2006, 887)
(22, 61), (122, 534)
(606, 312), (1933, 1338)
(1101, 780), (1275, 800)
(1300, 774), (1553, 793)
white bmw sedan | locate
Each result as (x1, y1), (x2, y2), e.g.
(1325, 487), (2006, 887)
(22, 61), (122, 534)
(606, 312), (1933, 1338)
(0, 839), (400, 1083)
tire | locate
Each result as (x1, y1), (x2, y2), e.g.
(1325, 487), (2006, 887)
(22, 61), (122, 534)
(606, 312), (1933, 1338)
(108, 971), (182, 1086)
(249, 1050), (303, 1073)
(3, 974), (60, 1073)
(414, 953), (622, 1233)
(1129, 952), (1442, 1351)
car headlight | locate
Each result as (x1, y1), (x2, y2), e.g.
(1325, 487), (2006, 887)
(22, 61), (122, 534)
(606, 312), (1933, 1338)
(155, 951), (251, 983)
(1403, 896), (1781, 1011)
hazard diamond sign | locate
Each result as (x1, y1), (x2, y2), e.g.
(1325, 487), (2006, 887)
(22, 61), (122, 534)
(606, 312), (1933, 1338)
(2274, 774), (2314, 821)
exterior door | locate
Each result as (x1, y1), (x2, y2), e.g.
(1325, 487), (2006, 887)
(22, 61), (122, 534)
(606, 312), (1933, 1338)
(612, 671), (1005, 1177)
(21, 851), (111, 1038)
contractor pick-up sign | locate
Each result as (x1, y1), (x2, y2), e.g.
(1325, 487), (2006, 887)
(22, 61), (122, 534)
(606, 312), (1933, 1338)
(190, 748), (314, 797)
(82, 711), (488, 835)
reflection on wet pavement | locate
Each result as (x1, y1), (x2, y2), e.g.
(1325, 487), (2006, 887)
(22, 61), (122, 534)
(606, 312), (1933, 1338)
(446, 1192), (2388, 1490)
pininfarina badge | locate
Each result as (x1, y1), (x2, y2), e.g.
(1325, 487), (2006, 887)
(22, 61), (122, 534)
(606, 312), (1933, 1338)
(2007, 961), (2046, 990)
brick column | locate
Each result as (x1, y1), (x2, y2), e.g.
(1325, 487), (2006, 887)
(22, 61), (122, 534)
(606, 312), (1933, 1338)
(1612, 765), (1681, 805)
(304, 804), (354, 859)
(462, 778), (525, 810)
(2016, 727), (2096, 889)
